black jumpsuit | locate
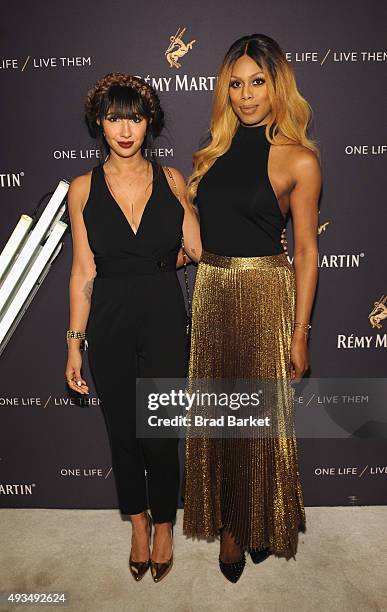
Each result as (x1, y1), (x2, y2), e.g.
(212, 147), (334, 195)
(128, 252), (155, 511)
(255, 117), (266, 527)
(82, 159), (188, 522)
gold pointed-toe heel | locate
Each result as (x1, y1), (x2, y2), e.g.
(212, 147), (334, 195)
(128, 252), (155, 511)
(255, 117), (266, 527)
(129, 512), (152, 582)
(150, 524), (173, 583)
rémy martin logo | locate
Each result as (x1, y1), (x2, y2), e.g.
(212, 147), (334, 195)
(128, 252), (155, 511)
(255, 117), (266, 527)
(165, 27), (196, 68)
(368, 295), (387, 329)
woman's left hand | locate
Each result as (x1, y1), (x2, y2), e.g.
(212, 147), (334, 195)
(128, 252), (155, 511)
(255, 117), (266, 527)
(290, 330), (310, 382)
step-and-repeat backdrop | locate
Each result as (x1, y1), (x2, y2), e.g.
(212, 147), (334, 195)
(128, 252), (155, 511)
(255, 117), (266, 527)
(0, 1), (386, 509)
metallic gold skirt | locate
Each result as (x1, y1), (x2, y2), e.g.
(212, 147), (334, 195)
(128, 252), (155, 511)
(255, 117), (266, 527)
(182, 250), (306, 559)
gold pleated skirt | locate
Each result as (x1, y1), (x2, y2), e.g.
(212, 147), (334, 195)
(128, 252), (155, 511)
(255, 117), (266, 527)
(182, 250), (306, 559)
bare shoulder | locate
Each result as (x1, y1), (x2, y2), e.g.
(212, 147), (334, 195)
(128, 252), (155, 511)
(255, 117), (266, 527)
(68, 171), (92, 195)
(285, 143), (320, 173)
(67, 170), (92, 212)
(277, 143), (321, 181)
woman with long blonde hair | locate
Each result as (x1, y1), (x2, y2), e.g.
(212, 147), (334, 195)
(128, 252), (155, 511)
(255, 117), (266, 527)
(183, 34), (321, 582)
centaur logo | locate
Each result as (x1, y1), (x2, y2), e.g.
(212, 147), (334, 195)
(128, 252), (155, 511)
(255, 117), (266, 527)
(0, 172), (24, 187)
(317, 210), (330, 234)
(165, 27), (196, 68)
(0, 483), (35, 494)
(368, 295), (387, 329)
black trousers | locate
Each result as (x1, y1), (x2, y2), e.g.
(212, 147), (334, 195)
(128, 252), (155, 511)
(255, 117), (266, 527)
(86, 266), (188, 522)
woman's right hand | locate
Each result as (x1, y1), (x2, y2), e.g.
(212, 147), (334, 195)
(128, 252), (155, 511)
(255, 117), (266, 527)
(65, 348), (89, 394)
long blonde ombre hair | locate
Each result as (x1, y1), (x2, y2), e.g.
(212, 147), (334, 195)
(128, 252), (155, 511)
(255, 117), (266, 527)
(187, 34), (320, 204)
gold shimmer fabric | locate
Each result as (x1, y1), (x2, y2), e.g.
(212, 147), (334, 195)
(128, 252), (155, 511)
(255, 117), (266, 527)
(183, 250), (306, 559)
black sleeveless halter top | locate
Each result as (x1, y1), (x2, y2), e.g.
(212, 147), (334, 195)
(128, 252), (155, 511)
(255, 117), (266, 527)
(195, 123), (286, 257)
(82, 159), (184, 277)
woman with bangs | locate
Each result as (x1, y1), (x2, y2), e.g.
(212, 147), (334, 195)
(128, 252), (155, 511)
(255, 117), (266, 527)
(65, 73), (201, 583)
(183, 34), (321, 582)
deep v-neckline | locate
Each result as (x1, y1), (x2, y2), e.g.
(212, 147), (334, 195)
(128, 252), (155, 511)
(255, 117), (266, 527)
(101, 160), (155, 237)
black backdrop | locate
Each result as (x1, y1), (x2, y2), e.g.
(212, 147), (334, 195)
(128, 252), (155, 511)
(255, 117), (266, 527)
(0, 0), (386, 509)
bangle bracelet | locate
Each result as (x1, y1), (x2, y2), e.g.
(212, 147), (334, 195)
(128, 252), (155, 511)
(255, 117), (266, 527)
(66, 330), (88, 351)
(294, 322), (311, 330)
(67, 330), (86, 340)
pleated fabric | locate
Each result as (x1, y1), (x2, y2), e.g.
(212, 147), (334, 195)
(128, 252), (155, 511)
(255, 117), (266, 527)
(182, 250), (306, 559)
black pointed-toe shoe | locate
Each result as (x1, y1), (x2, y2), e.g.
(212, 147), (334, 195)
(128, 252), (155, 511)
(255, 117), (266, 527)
(218, 552), (246, 583)
(150, 524), (174, 583)
(249, 546), (271, 564)
(129, 512), (152, 581)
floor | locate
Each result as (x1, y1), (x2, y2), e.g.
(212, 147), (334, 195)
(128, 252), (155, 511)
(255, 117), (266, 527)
(0, 507), (386, 612)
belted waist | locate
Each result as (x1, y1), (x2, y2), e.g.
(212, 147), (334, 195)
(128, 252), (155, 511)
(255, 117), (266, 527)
(200, 249), (291, 270)
(95, 253), (177, 278)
